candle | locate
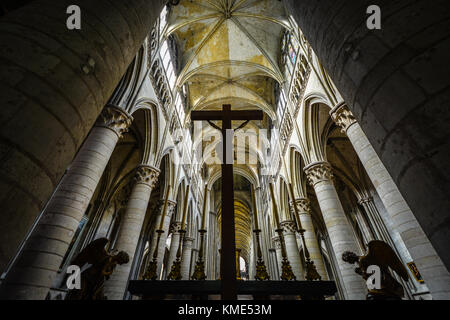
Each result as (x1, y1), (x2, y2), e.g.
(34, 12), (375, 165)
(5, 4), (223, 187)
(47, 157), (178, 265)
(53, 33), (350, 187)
(158, 184), (171, 230)
(201, 183), (208, 230)
(180, 184), (190, 230)
(251, 184), (259, 230)
(269, 182), (281, 229)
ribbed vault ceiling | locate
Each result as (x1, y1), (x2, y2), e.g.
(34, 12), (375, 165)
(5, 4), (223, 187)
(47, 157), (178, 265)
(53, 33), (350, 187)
(165, 0), (288, 115)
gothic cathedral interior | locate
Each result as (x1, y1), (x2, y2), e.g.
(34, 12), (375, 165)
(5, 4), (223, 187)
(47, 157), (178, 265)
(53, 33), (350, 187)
(0, 0), (449, 301)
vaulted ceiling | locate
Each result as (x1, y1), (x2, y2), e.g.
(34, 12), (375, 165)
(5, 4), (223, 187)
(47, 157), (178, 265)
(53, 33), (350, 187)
(165, 0), (289, 117)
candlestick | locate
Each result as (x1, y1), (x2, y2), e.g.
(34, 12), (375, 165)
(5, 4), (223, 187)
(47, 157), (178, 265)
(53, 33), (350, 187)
(251, 184), (269, 281)
(201, 183), (208, 230)
(288, 182), (321, 281)
(250, 184), (259, 230)
(167, 184), (190, 280)
(180, 184), (190, 230)
(192, 184), (208, 281)
(158, 184), (171, 230)
(269, 181), (296, 281)
(143, 184), (171, 280)
(268, 182), (281, 229)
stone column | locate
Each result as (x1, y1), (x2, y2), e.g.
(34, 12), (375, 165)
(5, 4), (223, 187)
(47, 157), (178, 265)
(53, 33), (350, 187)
(293, 198), (328, 280)
(190, 248), (199, 279)
(286, 0), (450, 273)
(181, 237), (194, 280)
(304, 161), (366, 300)
(0, 0), (166, 273)
(150, 200), (176, 278)
(331, 103), (450, 299)
(354, 207), (375, 245)
(104, 165), (160, 300)
(272, 235), (282, 278)
(268, 248), (278, 280)
(166, 222), (182, 276)
(0, 105), (132, 300)
(358, 197), (391, 245)
(281, 220), (304, 280)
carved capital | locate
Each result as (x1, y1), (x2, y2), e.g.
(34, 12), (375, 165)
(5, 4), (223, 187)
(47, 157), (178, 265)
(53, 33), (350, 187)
(157, 199), (177, 219)
(358, 196), (374, 205)
(281, 220), (297, 234)
(134, 165), (160, 188)
(96, 104), (133, 138)
(293, 198), (311, 215)
(169, 221), (183, 234)
(304, 162), (333, 186)
(330, 102), (357, 133)
(166, 200), (177, 218)
(272, 236), (281, 250)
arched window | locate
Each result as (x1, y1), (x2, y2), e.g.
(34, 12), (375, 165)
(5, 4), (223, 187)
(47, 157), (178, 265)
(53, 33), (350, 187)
(275, 83), (287, 121)
(160, 40), (176, 89)
(281, 31), (300, 76)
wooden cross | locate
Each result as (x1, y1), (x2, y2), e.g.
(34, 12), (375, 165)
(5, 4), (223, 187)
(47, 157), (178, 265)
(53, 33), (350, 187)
(191, 104), (263, 299)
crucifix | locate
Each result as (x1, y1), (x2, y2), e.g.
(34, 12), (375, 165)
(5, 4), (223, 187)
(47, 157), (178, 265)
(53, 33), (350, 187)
(191, 104), (263, 299)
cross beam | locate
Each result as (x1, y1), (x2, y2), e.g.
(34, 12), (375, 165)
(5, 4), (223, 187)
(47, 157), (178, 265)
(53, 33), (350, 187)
(191, 104), (263, 300)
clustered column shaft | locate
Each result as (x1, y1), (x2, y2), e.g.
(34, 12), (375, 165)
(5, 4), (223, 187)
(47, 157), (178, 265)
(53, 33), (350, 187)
(281, 220), (304, 280)
(293, 198), (328, 280)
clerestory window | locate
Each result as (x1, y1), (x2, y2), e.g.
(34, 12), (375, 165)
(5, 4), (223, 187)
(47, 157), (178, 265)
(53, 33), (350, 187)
(281, 31), (300, 76)
(160, 40), (176, 89)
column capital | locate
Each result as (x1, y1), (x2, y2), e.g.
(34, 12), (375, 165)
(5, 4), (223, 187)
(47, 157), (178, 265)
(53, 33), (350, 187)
(330, 102), (357, 133)
(96, 104), (133, 138)
(304, 161), (333, 186)
(272, 235), (281, 249)
(134, 165), (160, 188)
(292, 198), (311, 215)
(157, 199), (177, 218)
(281, 220), (297, 234)
(358, 196), (374, 205)
(169, 221), (183, 234)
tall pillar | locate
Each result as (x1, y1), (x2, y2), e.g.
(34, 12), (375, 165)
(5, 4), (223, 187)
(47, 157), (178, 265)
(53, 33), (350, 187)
(286, 0), (450, 272)
(268, 248), (278, 280)
(272, 236), (282, 278)
(358, 197), (392, 246)
(331, 103), (450, 299)
(0, 0), (166, 272)
(190, 248), (199, 279)
(293, 198), (328, 280)
(281, 220), (304, 280)
(166, 222), (182, 276)
(304, 161), (366, 300)
(150, 200), (176, 278)
(104, 165), (160, 300)
(0, 105), (132, 300)
(181, 237), (194, 280)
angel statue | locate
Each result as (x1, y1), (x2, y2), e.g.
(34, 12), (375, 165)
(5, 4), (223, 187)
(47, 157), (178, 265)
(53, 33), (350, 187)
(342, 240), (409, 300)
(65, 238), (129, 300)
